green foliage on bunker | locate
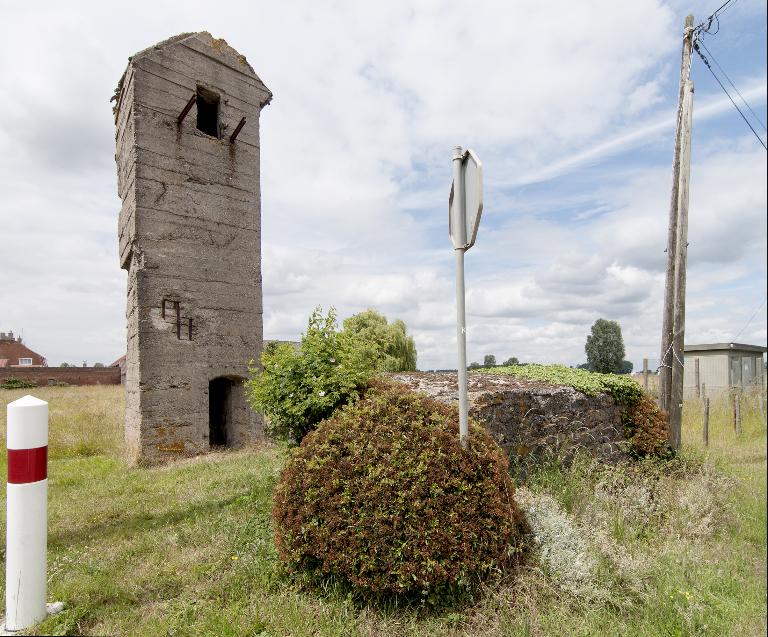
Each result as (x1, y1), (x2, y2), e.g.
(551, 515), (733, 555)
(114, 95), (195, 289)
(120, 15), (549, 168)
(246, 307), (377, 443)
(272, 379), (524, 606)
(483, 363), (643, 406)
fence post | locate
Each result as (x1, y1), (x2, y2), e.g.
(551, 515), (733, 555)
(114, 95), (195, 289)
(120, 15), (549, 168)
(703, 397), (709, 446)
(735, 393), (742, 437)
(5, 395), (48, 632)
(701, 382), (706, 399)
(759, 390), (766, 424)
(643, 358), (649, 391)
(694, 358), (700, 399)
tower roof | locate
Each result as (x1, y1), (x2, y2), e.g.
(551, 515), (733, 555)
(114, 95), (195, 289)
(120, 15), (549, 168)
(112, 31), (272, 114)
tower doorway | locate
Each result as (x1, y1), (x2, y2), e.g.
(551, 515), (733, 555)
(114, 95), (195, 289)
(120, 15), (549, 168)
(209, 377), (232, 447)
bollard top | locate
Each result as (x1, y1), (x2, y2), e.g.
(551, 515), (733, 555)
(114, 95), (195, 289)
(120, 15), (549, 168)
(7, 395), (48, 450)
(8, 395), (48, 408)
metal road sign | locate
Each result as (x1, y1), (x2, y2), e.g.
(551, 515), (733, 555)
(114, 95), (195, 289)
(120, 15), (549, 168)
(449, 148), (483, 250)
(449, 146), (483, 449)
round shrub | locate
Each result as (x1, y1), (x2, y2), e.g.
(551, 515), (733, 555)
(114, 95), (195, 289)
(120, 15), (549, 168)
(272, 379), (523, 603)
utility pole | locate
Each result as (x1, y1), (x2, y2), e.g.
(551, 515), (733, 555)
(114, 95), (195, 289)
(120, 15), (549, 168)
(660, 14), (695, 449)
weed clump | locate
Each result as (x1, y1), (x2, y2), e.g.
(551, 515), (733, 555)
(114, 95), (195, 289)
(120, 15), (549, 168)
(272, 379), (523, 605)
(1, 377), (38, 389)
(515, 486), (601, 598)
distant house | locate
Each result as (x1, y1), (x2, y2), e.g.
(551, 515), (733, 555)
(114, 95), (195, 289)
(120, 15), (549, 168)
(684, 343), (767, 397)
(111, 354), (127, 384)
(0, 331), (47, 368)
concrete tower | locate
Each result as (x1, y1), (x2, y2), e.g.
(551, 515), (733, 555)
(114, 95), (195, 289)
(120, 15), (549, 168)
(113, 32), (272, 464)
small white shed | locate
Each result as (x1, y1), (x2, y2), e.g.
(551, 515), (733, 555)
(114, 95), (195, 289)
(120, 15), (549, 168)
(683, 343), (767, 398)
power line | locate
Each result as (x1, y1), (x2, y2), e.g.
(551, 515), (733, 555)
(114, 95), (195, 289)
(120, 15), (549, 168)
(693, 41), (768, 150)
(697, 38), (767, 133)
(733, 299), (767, 341)
(694, 0), (740, 35)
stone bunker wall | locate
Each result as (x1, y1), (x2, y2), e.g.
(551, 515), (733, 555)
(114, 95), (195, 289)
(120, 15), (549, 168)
(389, 372), (631, 467)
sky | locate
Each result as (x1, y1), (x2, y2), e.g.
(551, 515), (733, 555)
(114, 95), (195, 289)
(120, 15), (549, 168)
(0, 0), (766, 371)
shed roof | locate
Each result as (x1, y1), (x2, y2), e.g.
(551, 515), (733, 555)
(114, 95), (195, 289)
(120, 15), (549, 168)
(684, 343), (767, 354)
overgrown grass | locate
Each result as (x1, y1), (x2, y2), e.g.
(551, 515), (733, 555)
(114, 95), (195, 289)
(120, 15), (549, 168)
(0, 385), (765, 636)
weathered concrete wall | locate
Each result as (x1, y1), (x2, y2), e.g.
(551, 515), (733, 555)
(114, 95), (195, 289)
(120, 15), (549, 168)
(114, 32), (272, 464)
(389, 372), (630, 468)
(0, 367), (121, 386)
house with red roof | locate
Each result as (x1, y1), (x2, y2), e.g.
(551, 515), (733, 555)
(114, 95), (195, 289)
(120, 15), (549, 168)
(0, 331), (47, 368)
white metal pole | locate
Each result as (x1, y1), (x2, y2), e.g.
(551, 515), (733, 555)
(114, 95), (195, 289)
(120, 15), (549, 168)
(5, 395), (48, 632)
(456, 248), (469, 448)
(452, 146), (469, 448)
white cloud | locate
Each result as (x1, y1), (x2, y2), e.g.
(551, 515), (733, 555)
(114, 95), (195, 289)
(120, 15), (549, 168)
(0, 0), (765, 373)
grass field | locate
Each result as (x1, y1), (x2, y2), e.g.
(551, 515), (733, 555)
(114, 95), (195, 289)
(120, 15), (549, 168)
(0, 385), (765, 636)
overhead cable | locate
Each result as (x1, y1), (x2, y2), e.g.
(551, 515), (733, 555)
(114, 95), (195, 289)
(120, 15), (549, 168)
(697, 38), (767, 133)
(732, 299), (767, 342)
(693, 41), (768, 150)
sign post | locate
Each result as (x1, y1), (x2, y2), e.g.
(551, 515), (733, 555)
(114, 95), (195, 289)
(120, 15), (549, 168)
(449, 146), (483, 448)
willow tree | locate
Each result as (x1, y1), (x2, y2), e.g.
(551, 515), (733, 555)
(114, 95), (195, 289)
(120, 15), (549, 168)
(342, 309), (417, 372)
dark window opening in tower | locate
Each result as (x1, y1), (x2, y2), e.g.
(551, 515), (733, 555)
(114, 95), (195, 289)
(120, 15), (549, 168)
(196, 86), (220, 138)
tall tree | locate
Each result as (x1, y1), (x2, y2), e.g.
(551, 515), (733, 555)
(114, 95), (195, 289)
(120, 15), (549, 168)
(585, 319), (626, 374)
(483, 354), (497, 367)
(502, 356), (519, 366)
(342, 309), (417, 372)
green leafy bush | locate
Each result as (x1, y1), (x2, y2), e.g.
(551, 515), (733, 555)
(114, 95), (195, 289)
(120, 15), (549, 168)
(272, 379), (523, 604)
(0, 377), (38, 390)
(247, 307), (376, 442)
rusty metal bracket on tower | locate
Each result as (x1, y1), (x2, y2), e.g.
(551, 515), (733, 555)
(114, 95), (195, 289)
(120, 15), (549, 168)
(229, 117), (246, 143)
(177, 94), (196, 124)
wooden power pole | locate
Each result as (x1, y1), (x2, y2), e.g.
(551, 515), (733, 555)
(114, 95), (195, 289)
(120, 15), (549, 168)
(660, 14), (695, 449)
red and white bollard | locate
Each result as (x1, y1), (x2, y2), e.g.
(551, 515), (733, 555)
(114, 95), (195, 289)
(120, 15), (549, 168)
(5, 395), (48, 632)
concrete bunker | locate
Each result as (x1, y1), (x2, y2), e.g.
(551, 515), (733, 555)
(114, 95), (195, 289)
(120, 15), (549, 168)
(113, 32), (273, 464)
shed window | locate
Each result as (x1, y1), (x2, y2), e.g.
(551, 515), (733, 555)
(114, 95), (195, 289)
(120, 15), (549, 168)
(196, 87), (220, 138)
(18, 358), (32, 366)
(730, 357), (742, 387)
(742, 356), (756, 386)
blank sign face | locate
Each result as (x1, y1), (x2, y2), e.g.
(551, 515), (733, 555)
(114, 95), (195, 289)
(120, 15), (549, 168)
(449, 149), (483, 250)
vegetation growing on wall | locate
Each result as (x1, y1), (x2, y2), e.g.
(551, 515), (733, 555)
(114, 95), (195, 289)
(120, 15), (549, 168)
(272, 379), (524, 604)
(483, 364), (643, 406)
